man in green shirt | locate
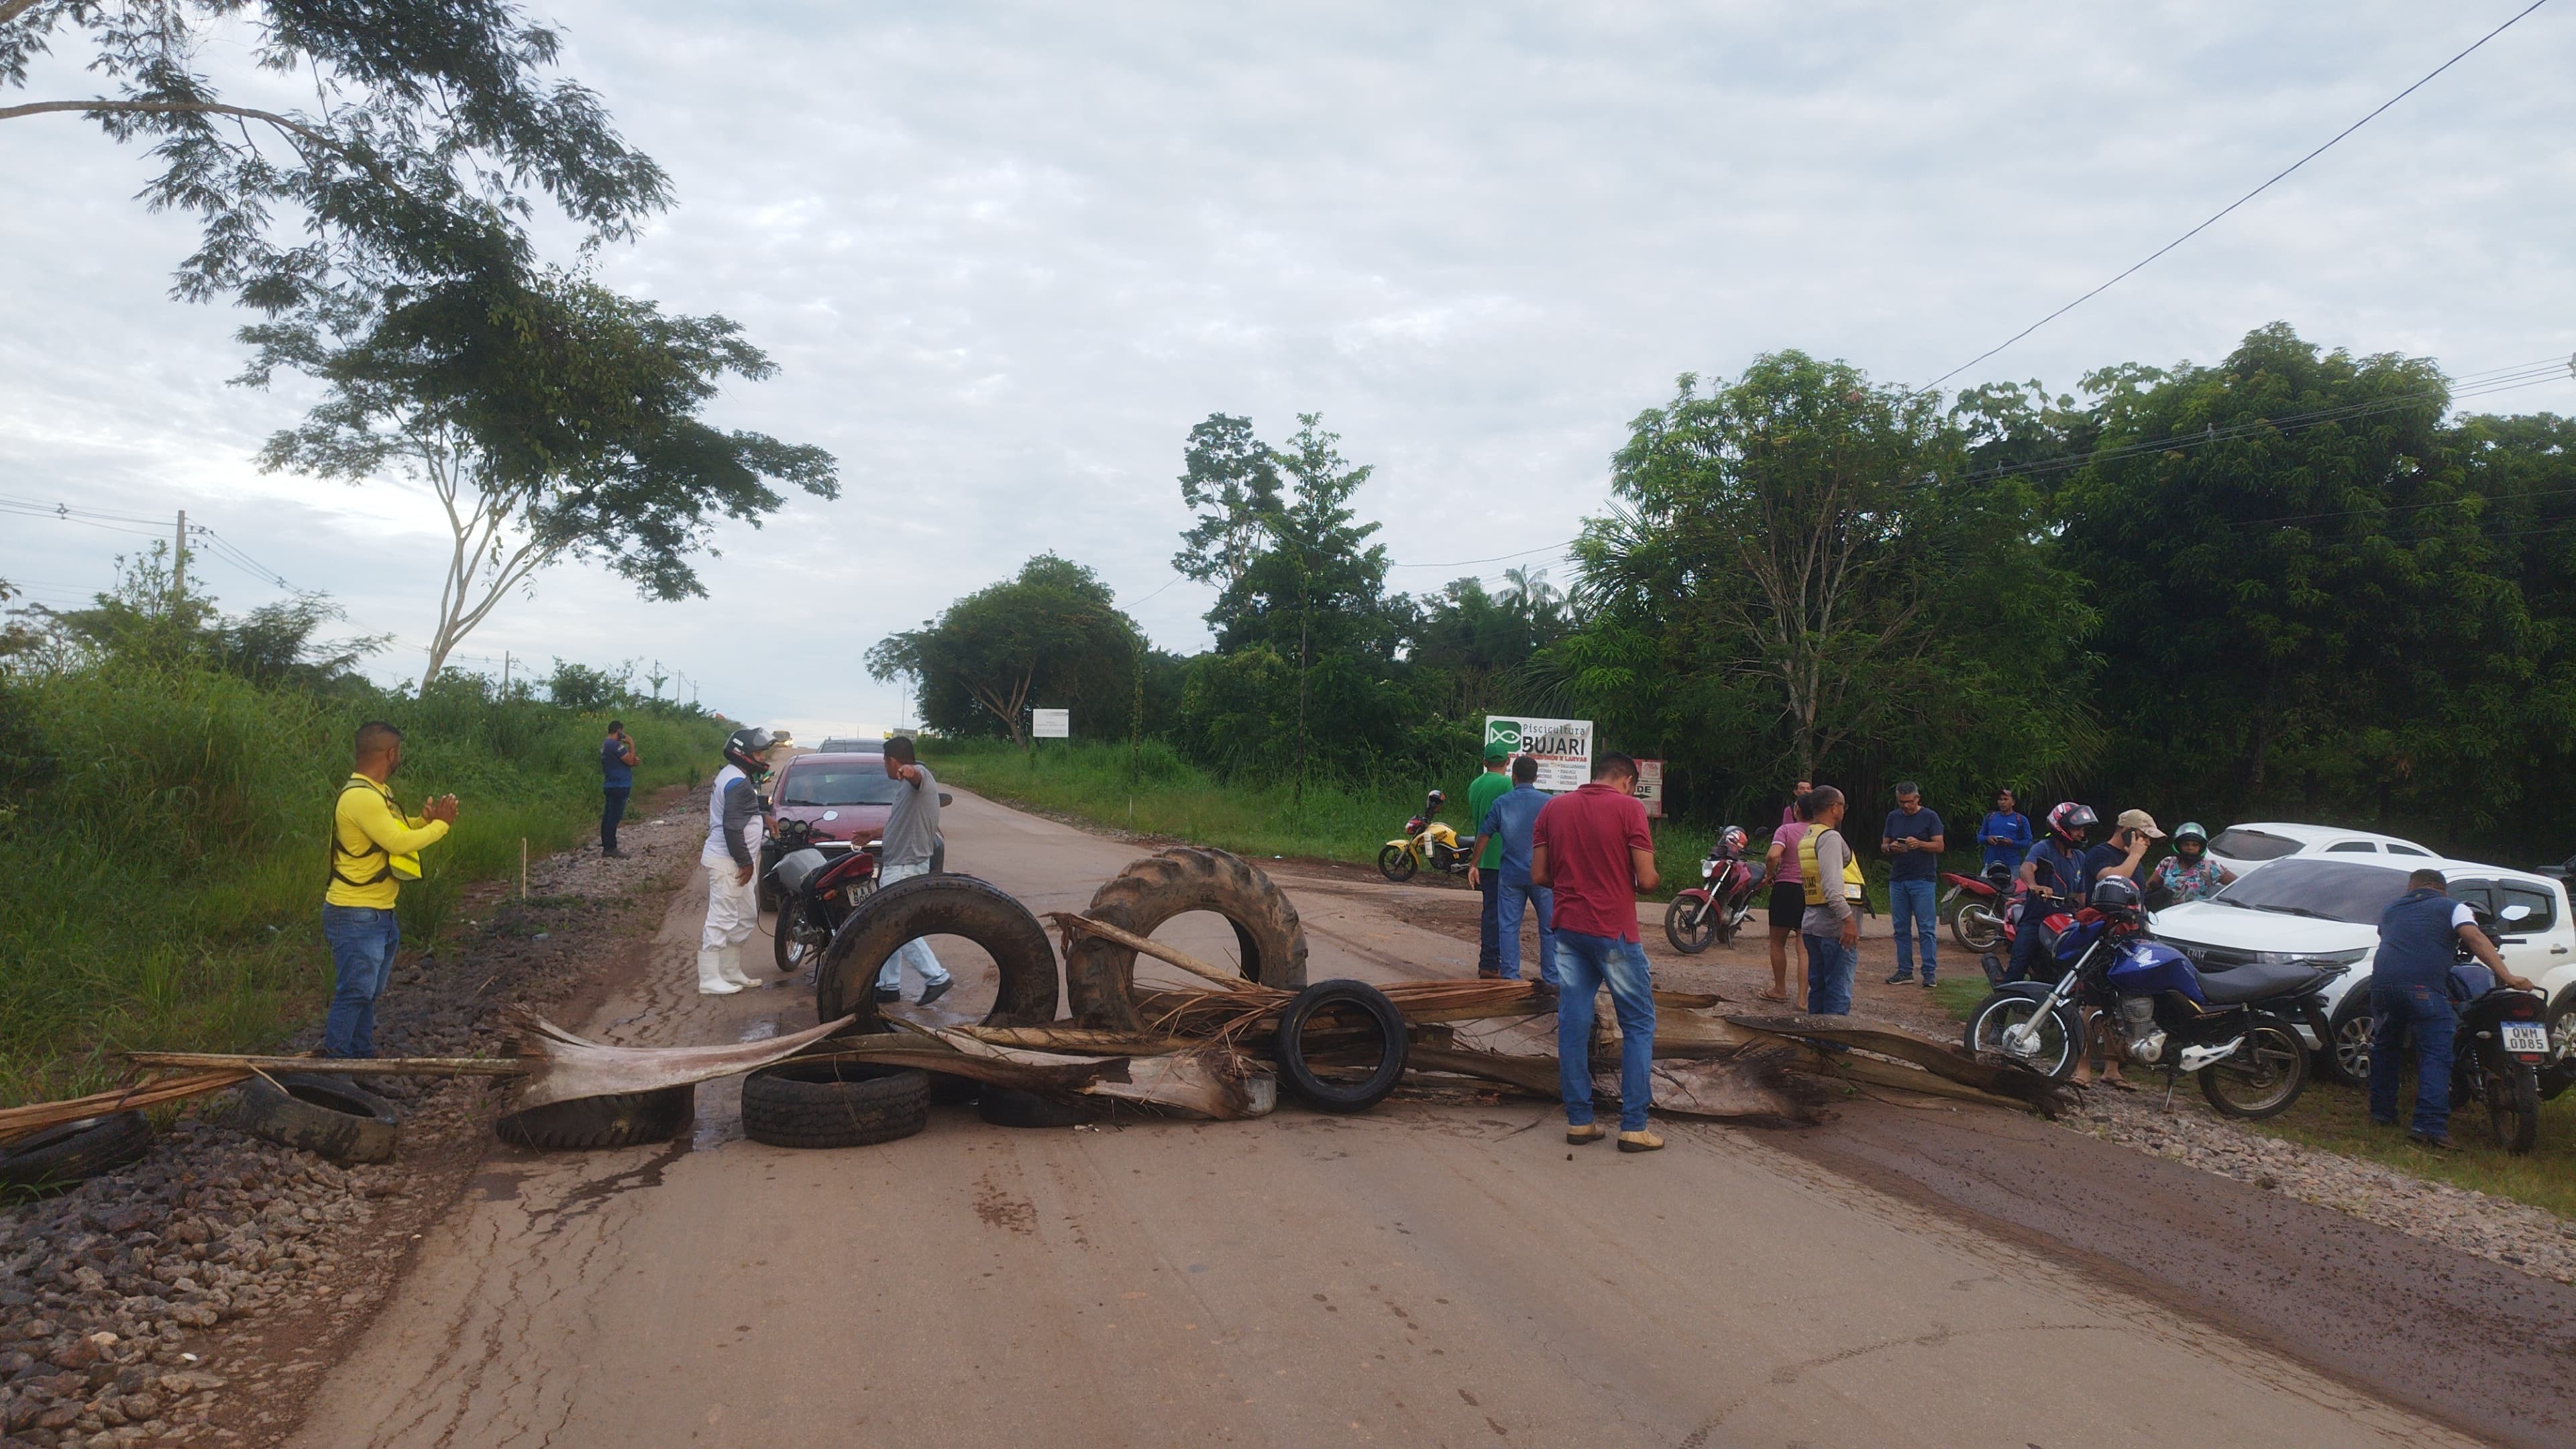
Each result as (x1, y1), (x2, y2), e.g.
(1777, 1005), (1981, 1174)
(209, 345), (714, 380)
(1467, 745), (1513, 977)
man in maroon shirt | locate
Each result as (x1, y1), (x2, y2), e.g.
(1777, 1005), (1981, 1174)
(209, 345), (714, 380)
(1531, 752), (1664, 1153)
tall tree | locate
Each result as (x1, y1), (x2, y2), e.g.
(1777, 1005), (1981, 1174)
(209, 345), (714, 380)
(244, 268), (838, 684)
(868, 554), (1143, 749)
(1172, 413), (1282, 618)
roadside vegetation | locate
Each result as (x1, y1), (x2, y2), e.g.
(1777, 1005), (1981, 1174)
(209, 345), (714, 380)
(0, 556), (727, 1105)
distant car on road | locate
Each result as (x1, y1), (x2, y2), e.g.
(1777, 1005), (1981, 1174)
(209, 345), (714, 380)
(817, 737), (877, 754)
(2152, 853), (2575, 1087)
(757, 751), (945, 907)
(2200, 822), (2440, 880)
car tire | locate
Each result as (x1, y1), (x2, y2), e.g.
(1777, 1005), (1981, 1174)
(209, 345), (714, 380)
(740, 1061), (929, 1148)
(496, 1086), (695, 1150)
(814, 873), (1059, 1032)
(2322, 991), (2375, 1088)
(1273, 979), (1409, 1114)
(235, 1073), (400, 1165)
(1067, 847), (1309, 1032)
(0, 1112), (152, 1196)
(2543, 990), (2575, 1103)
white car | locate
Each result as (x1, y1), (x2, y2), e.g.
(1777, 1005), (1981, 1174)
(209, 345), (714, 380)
(2150, 853), (2576, 1087)
(2201, 822), (2440, 880)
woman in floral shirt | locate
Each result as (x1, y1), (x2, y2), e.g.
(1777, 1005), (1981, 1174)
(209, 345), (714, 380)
(2151, 821), (2236, 904)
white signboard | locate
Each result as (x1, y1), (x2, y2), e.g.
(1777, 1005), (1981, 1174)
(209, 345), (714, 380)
(1031, 708), (1071, 739)
(1483, 714), (1593, 792)
(1633, 759), (1664, 819)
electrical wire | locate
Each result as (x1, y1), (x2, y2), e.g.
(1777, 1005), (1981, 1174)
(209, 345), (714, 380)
(1923, 0), (2557, 390)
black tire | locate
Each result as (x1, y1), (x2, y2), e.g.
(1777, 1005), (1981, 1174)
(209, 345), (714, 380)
(1273, 979), (1408, 1114)
(1964, 994), (2079, 1080)
(1067, 848), (1309, 1032)
(2483, 1064), (2540, 1155)
(1663, 896), (1720, 955)
(1951, 902), (2004, 955)
(740, 1061), (929, 1148)
(2199, 1017), (2309, 1120)
(1376, 844), (1417, 883)
(814, 873), (1059, 1032)
(2543, 991), (2575, 1103)
(977, 1086), (1101, 1128)
(235, 1073), (399, 1165)
(2322, 991), (2375, 1087)
(0, 1112), (151, 1196)
(773, 894), (833, 976)
(497, 1086), (695, 1150)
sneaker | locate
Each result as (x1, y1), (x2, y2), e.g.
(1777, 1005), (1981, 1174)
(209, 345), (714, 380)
(1884, 971), (1915, 985)
(1565, 1124), (1606, 1144)
(873, 987), (900, 1005)
(602, 848), (629, 859)
(2407, 1131), (2461, 1152)
(918, 978), (954, 1008)
(1617, 1129), (1666, 1154)
(1921, 977), (1938, 989)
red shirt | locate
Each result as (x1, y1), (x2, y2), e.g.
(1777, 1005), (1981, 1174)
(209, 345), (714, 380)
(1532, 783), (1652, 942)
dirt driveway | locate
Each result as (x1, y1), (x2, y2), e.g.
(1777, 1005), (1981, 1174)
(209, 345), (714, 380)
(284, 791), (2513, 1448)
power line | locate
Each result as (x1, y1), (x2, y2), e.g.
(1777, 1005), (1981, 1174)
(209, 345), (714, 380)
(1923, 0), (2557, 390)
(1386, 539), (1578, 570)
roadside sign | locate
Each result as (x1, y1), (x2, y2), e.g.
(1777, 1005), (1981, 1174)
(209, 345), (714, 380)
(1031, 708), (1070, 739)
(1633, 759), (1664, 818)
(1483, 714), (1592, 792)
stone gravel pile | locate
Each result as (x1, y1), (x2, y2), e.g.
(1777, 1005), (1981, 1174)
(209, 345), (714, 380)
(2072, 1085), (2576, 1286)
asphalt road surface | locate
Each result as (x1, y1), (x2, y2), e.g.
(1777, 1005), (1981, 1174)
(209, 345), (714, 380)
(289, 790), (2506, 1448)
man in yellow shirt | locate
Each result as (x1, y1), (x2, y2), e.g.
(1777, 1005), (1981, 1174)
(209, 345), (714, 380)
(325, 721), (458, 1058)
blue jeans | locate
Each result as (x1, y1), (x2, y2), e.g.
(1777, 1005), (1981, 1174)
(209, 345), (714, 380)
(1476, 871), (1501, 975)
(1803, 930), (1857, 1014)
(1888, 879), (1937, 980)
(1495, 877), (1556, 984)
(2369, 981), (2457, 1138)
(1554, 930), (1657, 1131)
(601, 786), (630, 851)
(321, 904), (400, 1058)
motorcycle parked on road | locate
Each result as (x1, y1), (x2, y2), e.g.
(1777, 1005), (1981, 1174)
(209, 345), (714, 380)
(1964, 875), (2344, 1119)
(1378, 790), (1469, 883)
(1664, 826), (1764, 953)
(1941, 862), (2014, 953)
(767, 816), (881, 975)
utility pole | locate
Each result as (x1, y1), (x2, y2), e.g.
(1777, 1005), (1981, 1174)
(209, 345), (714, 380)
(502, 651), (513, 693)
(172, 509), (186, 610)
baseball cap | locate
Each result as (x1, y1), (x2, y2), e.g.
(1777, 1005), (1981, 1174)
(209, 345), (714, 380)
(2116, 809), (2165, 838)
(1483, 743), (1510, 762)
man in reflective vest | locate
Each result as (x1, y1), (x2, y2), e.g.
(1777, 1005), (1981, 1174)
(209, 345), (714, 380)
(324, 720), (456, 1058)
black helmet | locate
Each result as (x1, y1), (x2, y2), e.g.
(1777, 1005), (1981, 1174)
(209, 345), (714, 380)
(724, 727), (777, 775)
(2090, 873), (2143, 918)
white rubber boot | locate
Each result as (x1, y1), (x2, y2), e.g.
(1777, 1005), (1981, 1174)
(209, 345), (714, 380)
(696, 949), (743, 996)
(718, 943), (761, 989)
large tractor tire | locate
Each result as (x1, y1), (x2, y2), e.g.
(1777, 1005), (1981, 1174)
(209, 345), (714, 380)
(814, 873), (1059, 1032)
(1066, 847), (1309, 1032)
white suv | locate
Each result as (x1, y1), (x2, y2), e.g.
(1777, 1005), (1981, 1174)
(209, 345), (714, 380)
(2202, 822), (2440, 880)
(2150, 853), (2576, 1087)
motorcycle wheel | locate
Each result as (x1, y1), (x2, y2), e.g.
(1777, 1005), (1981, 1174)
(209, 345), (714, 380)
(1376, 845), (1418, 883)
(1964, 995), (2078, 1080)
(1951, 902), (2004, 955)
(2484, 1064), (2540, 1155)
(2198, 1018), (2308, 1120)
(2321, 994), (2374, 1088)
(1663, 898), (1720, 955)
(773, 896), (834, 976)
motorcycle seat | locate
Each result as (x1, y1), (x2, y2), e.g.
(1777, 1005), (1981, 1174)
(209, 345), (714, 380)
(2196, 959), (2330, 1005)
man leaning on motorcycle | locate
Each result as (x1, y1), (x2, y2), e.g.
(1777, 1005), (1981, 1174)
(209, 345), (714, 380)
(2369, 867), (2534, 1150)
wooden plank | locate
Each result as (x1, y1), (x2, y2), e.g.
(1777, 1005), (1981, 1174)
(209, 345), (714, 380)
(1049, 912), (1257, 991)
(123, 1051), (528, 1077)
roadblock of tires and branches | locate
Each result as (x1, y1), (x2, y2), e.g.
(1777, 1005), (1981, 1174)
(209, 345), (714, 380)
(0, 849), (2072, 1181)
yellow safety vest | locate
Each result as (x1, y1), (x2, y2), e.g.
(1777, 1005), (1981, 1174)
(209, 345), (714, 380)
(330, 776), (423, 888)
(1798, 828), (1865, 908)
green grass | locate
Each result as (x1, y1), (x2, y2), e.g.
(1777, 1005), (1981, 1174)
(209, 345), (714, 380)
(1924, 967), (2572, 1220)
(924, 737), (1723, 890)
(0, 663), (727, 1104)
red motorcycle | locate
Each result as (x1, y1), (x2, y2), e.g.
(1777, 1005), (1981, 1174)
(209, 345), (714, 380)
(768, 817), (881, 975)
(1941, 862), (2015, 953)
(1664, 826), (1764, 953)
(1975, 888), (2084, 986)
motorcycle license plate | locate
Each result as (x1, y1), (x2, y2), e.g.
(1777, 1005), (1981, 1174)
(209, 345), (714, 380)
(2498, 1022), (2548, 1056)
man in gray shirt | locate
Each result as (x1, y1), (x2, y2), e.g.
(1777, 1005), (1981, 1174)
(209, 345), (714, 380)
(1797, 786), (1862, 1015)
(874, 736), (954, 1006)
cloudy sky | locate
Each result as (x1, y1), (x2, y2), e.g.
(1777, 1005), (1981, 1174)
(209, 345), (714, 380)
(4, 1), (2572, 740)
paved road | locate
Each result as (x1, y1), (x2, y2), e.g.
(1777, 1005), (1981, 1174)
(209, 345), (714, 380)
(290, 790), (2480, 1448)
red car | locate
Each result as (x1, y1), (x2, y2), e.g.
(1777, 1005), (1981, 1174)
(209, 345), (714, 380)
(757, 752), (946, 903)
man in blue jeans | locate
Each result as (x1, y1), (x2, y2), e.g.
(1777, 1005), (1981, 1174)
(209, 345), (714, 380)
(2369, 868), (2532, 1148)
(1530, 753), (1662, 1152)
(1467, 753), (1557, 989)
(1797, 786), (1860, 1014)
(324, 721), (456, 1057)
(1879, 782), (1944, 987)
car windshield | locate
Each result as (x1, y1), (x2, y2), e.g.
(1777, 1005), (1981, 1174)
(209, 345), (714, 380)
(2212, 859), (2412, 924)
(778, 763), (900, 807)
(2208, 828), (2304, 863)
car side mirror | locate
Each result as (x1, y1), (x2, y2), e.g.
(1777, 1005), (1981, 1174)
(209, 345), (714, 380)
(939, 792), (954, 807)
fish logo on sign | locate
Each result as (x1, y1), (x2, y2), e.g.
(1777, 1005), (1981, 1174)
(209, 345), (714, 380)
(1486, 718), (1522, 751)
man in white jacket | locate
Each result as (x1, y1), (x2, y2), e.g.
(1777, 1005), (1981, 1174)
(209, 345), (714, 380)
(698, 727), (776, 996)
